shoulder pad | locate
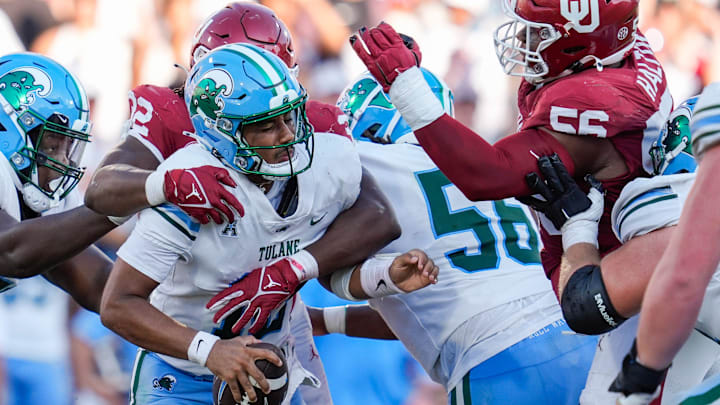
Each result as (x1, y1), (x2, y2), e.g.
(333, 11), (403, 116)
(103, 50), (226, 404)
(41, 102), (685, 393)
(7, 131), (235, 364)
(524, 71), (662, 139)
(611, 173), (695, 242)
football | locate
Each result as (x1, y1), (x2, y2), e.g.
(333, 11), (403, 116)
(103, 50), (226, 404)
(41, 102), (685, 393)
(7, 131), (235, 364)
(212, 342), (289, 405)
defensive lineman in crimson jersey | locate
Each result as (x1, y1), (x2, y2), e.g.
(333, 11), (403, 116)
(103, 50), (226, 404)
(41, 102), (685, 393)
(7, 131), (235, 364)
(515, 33), (672, 287)
(349, 0), (672, 293)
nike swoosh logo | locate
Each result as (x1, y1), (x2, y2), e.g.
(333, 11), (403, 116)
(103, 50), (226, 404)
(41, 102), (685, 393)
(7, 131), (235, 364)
(58, 115), (68, 124)
(376, 279), (387, 290)
(196, 339), (204, 351)
(310, 212), (327, 226)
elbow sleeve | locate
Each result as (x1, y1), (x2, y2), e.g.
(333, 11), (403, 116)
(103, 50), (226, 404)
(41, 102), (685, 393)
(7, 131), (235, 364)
(561, 264), (627, 335)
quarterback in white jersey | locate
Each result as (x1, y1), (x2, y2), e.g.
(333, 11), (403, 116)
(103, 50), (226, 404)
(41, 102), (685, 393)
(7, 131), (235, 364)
(101, 44), (438, 405)
(321, 70), (598, 405)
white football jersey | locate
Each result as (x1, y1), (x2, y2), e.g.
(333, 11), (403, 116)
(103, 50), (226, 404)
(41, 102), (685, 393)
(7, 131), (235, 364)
(611, 172), (720, 341)
(0, 152), (80, 361)
(117, 133), (361, 376)
(357, 142), (560, 389)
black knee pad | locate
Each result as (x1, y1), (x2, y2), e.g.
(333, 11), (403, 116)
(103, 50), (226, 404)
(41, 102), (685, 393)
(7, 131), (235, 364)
(561, 265), (627, 335)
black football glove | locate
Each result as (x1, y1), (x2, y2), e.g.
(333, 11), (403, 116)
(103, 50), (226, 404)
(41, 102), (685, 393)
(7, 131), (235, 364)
(518, 154), (603, 229)
(609, 341), (667, 403)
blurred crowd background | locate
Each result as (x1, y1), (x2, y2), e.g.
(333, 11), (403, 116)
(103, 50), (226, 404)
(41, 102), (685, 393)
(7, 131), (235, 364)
(1, 0), (720, 404)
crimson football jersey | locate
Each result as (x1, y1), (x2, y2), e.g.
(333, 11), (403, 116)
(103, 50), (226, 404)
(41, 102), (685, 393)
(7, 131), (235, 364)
(517, 34), (672, 287)
(125, 85), (350, 163)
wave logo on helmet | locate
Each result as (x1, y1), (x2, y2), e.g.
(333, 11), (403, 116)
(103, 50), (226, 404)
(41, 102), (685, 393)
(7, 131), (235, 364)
(337, 78), (392, 118)
(561, 0), (600, 33)
(0, 67), (52, 110)
(189, 69), (233, 122)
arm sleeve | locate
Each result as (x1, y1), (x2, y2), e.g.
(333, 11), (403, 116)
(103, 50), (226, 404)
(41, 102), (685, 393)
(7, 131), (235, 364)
(116, 204), (197, 282)
(415, 114), (575, 201)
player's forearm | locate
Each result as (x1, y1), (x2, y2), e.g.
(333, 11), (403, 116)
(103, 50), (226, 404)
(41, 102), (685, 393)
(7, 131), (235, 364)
(306, 168), (401, 278)
(85, 164), (156, 216)
(43, 245), (113, 313)
(346, 305), (397, 339)
(308, 305), (397, 340)
(101, 294), (197, 359)
(0, 206), (115, 278)
(635, 153), (720, 369)
(559, 243), (601, 298)
(415, 116), (574, 200)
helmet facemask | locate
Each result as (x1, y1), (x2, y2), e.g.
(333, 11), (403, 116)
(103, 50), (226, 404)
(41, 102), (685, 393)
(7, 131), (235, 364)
(213, 94), (313, 180)
(494, 0), (562, 83)
(16, 111), (90, 211)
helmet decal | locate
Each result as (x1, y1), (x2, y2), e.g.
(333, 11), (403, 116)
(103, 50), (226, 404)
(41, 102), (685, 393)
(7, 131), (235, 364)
(189, 69), (233, 121)
(0, 67), (52, 109)
(338, 78), (392, 119)
(339, 68), (454, 145)
(561, 0), (600, 34)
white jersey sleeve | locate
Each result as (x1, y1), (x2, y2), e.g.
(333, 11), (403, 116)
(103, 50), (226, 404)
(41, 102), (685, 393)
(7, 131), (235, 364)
(691, 83), (720, 162)
(611, 173), (696, 243)
(117, 204), (198, 283)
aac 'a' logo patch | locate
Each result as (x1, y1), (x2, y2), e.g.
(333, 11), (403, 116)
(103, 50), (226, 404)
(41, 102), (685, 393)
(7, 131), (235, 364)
(152, 374), (177, 392)
(220, 220), (238, 237)
(0, 67), (53, 110)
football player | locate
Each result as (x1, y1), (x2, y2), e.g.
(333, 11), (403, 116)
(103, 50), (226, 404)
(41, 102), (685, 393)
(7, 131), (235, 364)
(85, 5), (401, 403)
(0, 52), (114, 312)
(521, 94), (720, 404)
(614, 85), (720, 404)
(307, 69), (598, 405)
(99, 44), (438, 405)
(348, 1), (672, 308)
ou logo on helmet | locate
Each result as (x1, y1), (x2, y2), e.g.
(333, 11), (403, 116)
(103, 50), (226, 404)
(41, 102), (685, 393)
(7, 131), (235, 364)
(561, 0), (600, 34)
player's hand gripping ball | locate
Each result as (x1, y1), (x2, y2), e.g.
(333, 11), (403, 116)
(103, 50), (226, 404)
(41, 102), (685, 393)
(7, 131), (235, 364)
(212, 342), (288, 405)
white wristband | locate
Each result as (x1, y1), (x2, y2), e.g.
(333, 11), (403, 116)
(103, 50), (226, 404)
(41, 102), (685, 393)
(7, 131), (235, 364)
(560, 188), (604, 250)
(289, 250), (319, 282)
(389, 67), (445, 131)
(187, 331), (220, 366)
(145, 170), (167, 206)
(360, 254), (404, 298)
(329, 266), (361, 301)
(323, 306), (347, 335)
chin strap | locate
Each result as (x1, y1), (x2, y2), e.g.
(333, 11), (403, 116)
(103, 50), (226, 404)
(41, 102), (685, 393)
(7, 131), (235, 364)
(22, 180), (60, 213)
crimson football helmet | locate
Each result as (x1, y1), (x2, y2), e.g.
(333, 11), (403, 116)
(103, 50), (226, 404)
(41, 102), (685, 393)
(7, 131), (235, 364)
(190, 2), (296, 72)
(494, 0), (639, 83)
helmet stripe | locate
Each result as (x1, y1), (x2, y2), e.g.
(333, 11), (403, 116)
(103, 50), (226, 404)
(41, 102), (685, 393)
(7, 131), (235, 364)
(230, 45), (289, 96)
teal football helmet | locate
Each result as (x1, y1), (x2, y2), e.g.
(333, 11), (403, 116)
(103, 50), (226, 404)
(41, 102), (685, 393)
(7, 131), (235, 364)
(650, 96), (698, 175)
(184, 43), (312, 178)
(0, 53), (91, 212)
(337, 67), (454, 144)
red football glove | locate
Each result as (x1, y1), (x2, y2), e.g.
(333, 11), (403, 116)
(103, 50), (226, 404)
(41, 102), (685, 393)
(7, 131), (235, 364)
(164, 166), (244, 224)
(350, 22), (421, 93)
(206, 258), (303, 335)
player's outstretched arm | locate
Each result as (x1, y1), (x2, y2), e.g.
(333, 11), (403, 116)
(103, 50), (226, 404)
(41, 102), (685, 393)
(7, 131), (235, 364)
(86, 136), (244, 224)
(42, 244), (113, 313)
(0, 206), (115, 278)
(85, 136), (160, 217)
(100, 258), (281, 403)
(306, 168), (401, 277)
(307, 304), (397, 340)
